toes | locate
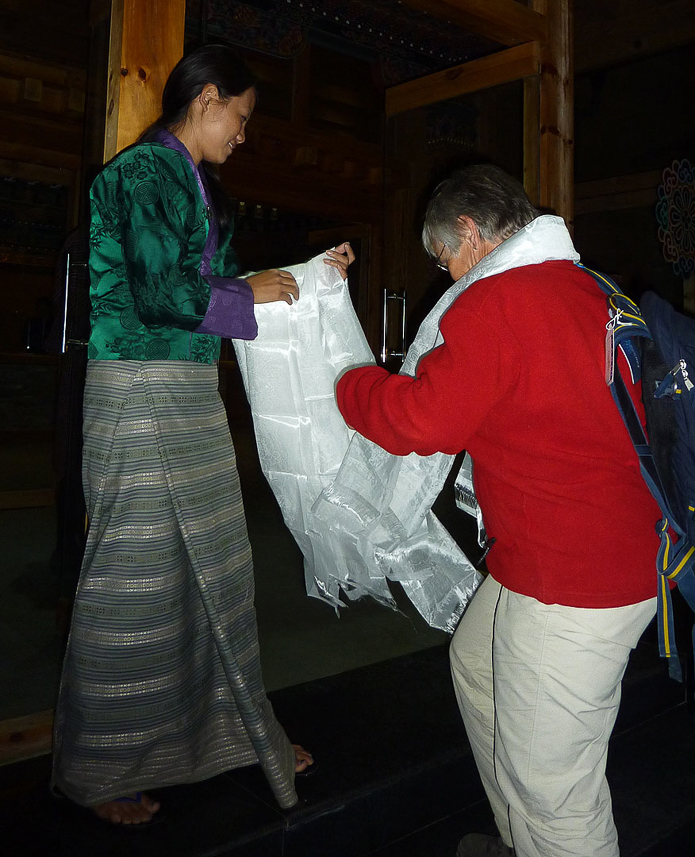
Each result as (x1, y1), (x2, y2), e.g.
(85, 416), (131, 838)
(92, 793), (159, 825)
(140, 794), (160, 814)
(292, 744), (314, 772)
(93, 802), (124, 824)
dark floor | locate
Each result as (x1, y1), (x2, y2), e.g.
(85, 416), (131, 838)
(2, 635), (695, 857)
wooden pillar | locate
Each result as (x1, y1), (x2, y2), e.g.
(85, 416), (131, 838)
(103, 0), (186, 162)
(523, 74), (541, 208)
(534, 0), (574, 228)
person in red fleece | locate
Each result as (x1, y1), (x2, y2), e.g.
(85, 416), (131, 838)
(336, 165), (660, 857)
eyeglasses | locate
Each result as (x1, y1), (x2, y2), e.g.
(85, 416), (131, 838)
(434, 245), (448, 271)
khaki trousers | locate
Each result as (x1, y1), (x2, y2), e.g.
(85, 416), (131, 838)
(450, 575), (656, 857)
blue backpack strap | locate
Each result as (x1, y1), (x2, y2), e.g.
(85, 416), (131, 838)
(611, 346), (690, 680)
(577, 265), (677, 520)
(610, 368), (677, 522)
(655, 520), (695, 680)
(578, 264), (691, 680)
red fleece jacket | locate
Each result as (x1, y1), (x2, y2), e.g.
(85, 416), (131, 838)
(337, 260), (661, 608)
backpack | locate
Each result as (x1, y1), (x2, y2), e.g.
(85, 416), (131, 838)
(580, 264), (695, 681)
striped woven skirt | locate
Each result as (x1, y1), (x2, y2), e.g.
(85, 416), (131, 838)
(52, 360), (297, 809)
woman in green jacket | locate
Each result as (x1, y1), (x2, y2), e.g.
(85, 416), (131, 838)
(52, 44), (353, 825)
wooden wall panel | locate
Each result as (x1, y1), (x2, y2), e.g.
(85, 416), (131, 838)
(0, 0), (89, 69)
(221, 114), (383, 226)
(0, 52), (85, 169)
(575, 170), (662, 216)
(575, 0), (695, 72)
(0, 48), (85, 354)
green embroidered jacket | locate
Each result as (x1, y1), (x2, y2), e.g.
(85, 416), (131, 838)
(88, 142), (240, 362)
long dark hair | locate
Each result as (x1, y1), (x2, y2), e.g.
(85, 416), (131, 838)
(141, 44), (256, 228)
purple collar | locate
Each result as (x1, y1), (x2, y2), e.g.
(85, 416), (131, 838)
(152, 128), (210, 208)
(151, 127), (218, 277)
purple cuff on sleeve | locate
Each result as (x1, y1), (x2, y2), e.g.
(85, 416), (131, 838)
(196, 277), (258, 340)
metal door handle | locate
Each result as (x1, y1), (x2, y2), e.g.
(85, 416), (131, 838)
(381, 290), (407, 363)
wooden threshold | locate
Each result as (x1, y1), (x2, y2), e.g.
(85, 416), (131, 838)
(0, 489), (55, 510)
(0, 709), (53, 767)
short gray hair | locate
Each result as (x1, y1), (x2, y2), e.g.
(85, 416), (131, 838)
(422, 164), (539, 258)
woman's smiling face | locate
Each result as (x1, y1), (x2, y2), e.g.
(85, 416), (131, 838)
(198, 86), (256, 165)
(175, 84), (256, 166)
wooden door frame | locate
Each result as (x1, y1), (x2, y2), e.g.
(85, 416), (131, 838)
(385, 0), (573, 227)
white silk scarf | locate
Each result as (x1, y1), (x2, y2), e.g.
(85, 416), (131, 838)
(234, 216), (579, 632)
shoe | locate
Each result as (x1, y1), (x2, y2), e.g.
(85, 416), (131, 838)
(456, 832), (515, 856)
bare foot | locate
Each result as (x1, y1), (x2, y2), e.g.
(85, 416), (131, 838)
(92, 792), (160, 825)
(293, 744), (315, 774)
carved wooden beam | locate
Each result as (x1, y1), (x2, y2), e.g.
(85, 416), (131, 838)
(386, 41), (540, 117)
